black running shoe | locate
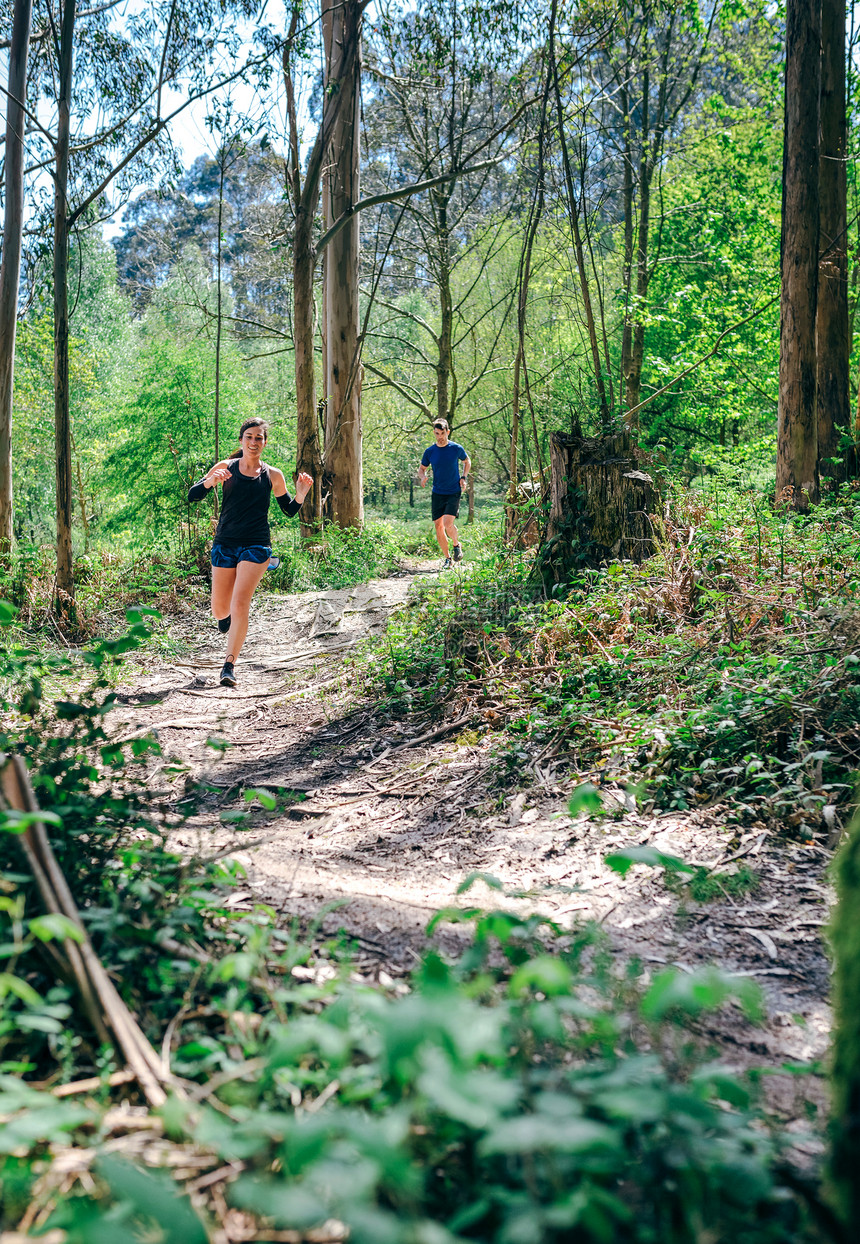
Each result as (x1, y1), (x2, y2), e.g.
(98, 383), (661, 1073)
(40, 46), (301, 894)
(452, 544), (463, 562)
(217, 614), (231, 633)
(219, 661), (237, 687)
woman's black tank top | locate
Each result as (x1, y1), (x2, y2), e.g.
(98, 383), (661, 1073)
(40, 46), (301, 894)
(213, 459), (273, 547)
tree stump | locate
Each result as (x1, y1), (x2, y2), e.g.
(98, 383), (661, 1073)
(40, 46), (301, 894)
(504, 479), (543, 548)
(541, 431), (657, 583)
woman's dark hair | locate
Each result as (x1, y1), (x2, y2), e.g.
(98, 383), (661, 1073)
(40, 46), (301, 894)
(230, 418), (269, 459)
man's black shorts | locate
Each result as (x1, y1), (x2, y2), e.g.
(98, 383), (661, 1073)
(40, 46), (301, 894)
(431, 491), (462, 521)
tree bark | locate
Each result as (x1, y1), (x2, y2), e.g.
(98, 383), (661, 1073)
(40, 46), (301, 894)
(54, 0), (77, 603)
(0, 0), (33, 559)
(624, 65), (651, 426)
(542, 430), (656, 583)
(434, 188), (454, 425)
(619, 78), (635, 416)
(816, 0), (848, 483)
(214, 148), (225, 468)
(323, 0), (363, 528)
(284, 21), (323, 535)
(777, 0), (821, 510)
(293, 210), (324, 531)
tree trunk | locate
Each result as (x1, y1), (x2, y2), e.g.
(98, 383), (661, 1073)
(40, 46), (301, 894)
(620, 79), (635, 417)
(542, 430), (657, 585)
(322, 0), (363, 528)
(0, 0), (33, 560)
(214, 150), (225, 467)
(434, 188), (454, 425)
(467, 474), (474, 524)
(550, 8), (608, 425)
(293, 212), (324, 533)
(816, 0), (848, 483)
(54, 0), (77, 604)
(777, 0), (821, 510)
(625, 115), (652, 427)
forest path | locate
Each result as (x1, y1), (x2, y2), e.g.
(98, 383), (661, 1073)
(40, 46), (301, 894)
(109, 566), (831, 1119)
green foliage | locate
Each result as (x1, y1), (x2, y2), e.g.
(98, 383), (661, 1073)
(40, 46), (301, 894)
(269, 520), (404, 591)
(828, 807), (860, 1236)
(356, 479), (860, 836)
(2, 910), (821, 1243)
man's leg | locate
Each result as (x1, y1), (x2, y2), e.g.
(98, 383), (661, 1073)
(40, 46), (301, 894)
(443, 514), (459, 550)
(224, 558), (269, 661)
(434, 516), (450, 557)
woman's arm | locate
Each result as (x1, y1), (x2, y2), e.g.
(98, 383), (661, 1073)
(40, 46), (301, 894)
(270, 468), (313, 515)
(187, 460), (233, 503)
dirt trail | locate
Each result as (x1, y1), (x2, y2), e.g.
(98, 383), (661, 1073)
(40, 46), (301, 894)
(109, 567), (832, 1118)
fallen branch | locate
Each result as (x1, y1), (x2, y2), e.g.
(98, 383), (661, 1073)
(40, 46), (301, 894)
(0, 754), (181, 1108)
(367, 714), (478, 768)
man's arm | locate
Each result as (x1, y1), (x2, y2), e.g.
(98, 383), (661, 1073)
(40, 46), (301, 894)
(418, 451), (431, 487)
(459, 455), (471, 488)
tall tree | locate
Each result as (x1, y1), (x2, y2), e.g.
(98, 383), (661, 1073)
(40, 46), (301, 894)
(42, 0), (270, 599)
(816, 0), (848, 482)
(282, 0), (365, 533)
(776, 0), (821, 509)
(322, 0), (363, 527)
(584, 0), (719, 422)
(0, 0), (34, 559)
(361, 0), (528, 434)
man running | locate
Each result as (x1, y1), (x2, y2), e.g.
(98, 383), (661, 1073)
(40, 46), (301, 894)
(418, 419), (471, 568)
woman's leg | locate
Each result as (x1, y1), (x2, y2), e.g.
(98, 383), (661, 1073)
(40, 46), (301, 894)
(211, 566), (235, 620)
(224, 558), (269, 661)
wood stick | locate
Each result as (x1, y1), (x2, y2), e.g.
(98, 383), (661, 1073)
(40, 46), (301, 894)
(0, 754), (178, 1107)
(367, 713), (477, 768)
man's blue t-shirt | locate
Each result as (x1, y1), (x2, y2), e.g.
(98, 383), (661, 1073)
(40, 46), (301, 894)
(421, 441), (468, 494)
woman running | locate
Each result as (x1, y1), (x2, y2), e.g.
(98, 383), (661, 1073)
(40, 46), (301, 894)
(188, 417), (312, 687)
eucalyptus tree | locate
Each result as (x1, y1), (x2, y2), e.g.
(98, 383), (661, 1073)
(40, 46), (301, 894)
(576, 0), (730, 423)
(8, 0), (271, 600)
(360, 0), (532, 440)
(0, 0), (34, 558)
(816, 0), (848, 482)
(775, 0), (820, 509)
(114, 139), (290, 328)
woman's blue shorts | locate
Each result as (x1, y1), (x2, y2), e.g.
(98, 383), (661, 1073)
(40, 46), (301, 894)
(211, 542), (272, 568)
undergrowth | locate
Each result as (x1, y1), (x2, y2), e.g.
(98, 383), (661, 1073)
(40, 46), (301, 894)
(0, 588), (837, 1242)
(356, 481), (860, 835)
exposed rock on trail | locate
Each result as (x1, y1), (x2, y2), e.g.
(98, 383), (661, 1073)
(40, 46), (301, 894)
(110, 568), (832, 1107)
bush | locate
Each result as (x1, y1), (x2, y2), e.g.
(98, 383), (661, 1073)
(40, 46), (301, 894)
(5, 904), (825, 1243)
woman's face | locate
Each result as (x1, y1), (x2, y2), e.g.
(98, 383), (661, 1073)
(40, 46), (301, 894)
(241, 425), (267, 455)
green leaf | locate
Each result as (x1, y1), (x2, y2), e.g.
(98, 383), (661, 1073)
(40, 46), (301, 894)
(245, 787), (277, 810)
(28, 913), (84, 944)
(479, 1115), (619, 1156)
(568, 783), (603, 817)
(509, 955), (573, 998)
(0, 973), (42, 1006)
(604, 846), (694, 877)
(641, 967), (762, 1022)
(219, 810), (251, 826)
(96, 1155), (208, 1244)
(456, 872), (504, 895)
(0, 808), (63, 836)
(0, 600), (16, 624)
